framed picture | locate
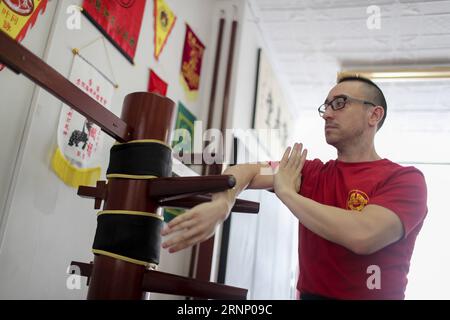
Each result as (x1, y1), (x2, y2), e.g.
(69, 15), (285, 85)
(252, 49), (293, 158)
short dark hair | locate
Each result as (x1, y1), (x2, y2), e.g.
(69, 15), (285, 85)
(338, 76), (387, 130)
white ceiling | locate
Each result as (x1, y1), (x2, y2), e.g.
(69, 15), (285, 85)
(248, 0), (450, 112)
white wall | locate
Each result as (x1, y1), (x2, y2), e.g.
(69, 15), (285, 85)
(0, 0), (58, 246)
(0, 0), (221, 299)
(376, 80), (450, 299)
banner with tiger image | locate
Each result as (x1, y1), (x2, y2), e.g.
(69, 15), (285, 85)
(51, 54), (114, 188)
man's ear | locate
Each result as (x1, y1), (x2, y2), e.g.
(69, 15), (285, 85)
(369, 106), (384, 128)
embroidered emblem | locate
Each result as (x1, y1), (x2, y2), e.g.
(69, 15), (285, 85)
(347, 189), (369, 212)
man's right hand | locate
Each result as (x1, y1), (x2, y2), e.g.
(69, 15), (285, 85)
(161, 162), (274, 253)
(161, 199), (231, 253)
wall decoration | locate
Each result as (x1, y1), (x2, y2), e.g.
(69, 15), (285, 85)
(51, 53), (115, 188)
(82, 0), (145, 64)
(252, 49), (293, 158)
(180, 23), (205, 101)
(153, 0), (176, 60)
(164, 101), (197, 223)
(163, 208), (184, 223)
(0, 0), (48, 71)
(148, 69), (168, 96)
(172, 101), (197, 152)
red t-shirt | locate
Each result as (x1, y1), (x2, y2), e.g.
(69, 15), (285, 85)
(296, 158), (427, 299)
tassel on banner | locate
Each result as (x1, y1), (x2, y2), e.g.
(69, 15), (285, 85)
(51, 148), (101, 188)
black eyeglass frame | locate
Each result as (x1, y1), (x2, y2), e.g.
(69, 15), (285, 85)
(318, 95), (376, 117)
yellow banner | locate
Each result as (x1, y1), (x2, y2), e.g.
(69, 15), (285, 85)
(0, 0), (47, 40)
(153, 0), (176, 60)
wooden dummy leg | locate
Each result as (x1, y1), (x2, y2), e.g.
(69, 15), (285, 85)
(70, 261), (247, 299)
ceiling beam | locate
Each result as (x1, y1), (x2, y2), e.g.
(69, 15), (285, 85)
(338, 67), (450, 80)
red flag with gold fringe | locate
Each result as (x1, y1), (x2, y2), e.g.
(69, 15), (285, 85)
(180, 23), (205, 101)
(82, 0), (145, 64)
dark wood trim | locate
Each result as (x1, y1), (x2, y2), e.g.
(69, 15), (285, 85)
(205, 18), (225, 138)
(217, 215), (231, 284)
(190, 16), (225, 285)
(220, 20), (238, 133)
(217, 137), (239, 284)
(194, 237), (216, 282)
(251, 48), (262, 129)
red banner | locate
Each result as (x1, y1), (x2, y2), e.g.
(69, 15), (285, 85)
(82, 0), (145, 64)
(148, 69), (168, 96)
(0, 0), (48, 71)
(180, 24), (205, 100)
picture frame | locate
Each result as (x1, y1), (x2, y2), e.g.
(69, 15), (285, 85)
(252, 48), (292, 158)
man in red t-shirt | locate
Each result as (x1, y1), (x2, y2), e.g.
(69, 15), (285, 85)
(161, 76), (428, 299)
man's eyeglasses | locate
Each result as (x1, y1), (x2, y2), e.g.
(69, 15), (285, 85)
(318, 95), (376, 117)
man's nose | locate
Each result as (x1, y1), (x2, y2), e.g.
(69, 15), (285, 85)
(322, 106), (335, 120)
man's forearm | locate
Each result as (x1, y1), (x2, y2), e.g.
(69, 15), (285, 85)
(278, 189), (374, 254)
(161, 163), (272, 252)
(211, 163), (262, 210)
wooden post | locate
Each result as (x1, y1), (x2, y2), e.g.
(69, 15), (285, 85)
(87, 92), (175, 299)
(195, 19), (239, 284)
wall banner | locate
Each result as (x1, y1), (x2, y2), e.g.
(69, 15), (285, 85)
(51, 54), (114, 188)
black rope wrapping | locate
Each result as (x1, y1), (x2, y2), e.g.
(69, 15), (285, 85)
(107, 142), (172, 177)
(92, 213), (163, 265)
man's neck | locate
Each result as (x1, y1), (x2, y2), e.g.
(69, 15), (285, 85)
(336, 141), (381, 163)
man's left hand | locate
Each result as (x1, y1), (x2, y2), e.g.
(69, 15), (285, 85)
(274, 143), (308, 198)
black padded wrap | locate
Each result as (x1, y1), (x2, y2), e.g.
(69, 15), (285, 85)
(107, 142), (172, 177)
(92, 214), (163, 265)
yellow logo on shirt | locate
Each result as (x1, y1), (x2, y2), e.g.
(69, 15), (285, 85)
(347, 190), (369, 212)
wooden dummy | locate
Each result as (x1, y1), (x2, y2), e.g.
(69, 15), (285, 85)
(0, 30), (259, 299)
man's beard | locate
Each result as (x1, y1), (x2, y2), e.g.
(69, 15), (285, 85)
(325, 126), (365, 150)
